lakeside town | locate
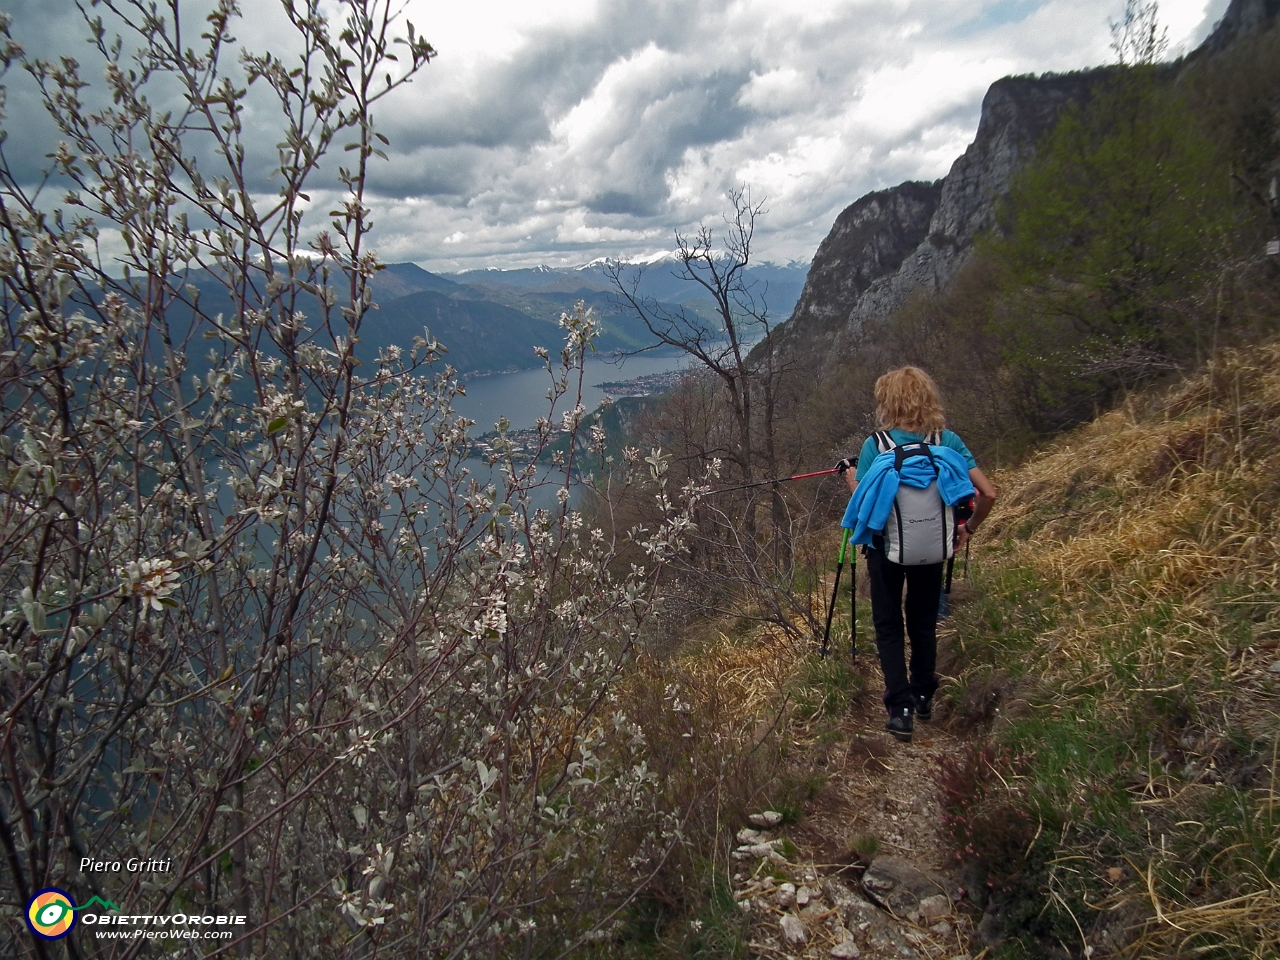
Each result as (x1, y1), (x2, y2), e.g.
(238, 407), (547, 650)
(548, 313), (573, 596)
(591, 367), (689, 397)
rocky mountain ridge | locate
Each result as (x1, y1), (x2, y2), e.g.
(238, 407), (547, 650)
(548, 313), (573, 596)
(775, 0), (1279, 380)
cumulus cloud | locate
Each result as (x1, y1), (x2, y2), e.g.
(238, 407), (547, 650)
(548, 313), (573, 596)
(2, 0), (1228, 271)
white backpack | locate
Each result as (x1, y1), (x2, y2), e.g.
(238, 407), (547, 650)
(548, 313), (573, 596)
(872, 431), (957, 566)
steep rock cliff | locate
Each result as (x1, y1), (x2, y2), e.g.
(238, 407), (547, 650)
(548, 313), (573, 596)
(775, 181), (941, 361)
(1198, 0), (1279, 54)
(775, 0), (1277, 380)
(781, 69), (1106, 377)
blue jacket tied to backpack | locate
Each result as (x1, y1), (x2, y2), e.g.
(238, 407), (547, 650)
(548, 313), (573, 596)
(842, 445), (974, 548)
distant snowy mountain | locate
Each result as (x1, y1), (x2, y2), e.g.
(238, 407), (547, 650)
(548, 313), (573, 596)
(361, 258), (810, 374)
(447, 259), (810, 320)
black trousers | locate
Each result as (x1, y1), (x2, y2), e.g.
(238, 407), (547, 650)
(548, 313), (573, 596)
(865, 547), (942, 710)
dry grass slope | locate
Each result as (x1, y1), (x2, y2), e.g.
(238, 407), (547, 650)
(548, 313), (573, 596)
(966, 339), (1280, 957)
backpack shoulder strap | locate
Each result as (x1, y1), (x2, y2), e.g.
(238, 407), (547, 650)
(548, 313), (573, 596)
(893, 441), (937, 472)
(878, 430), (942, 451)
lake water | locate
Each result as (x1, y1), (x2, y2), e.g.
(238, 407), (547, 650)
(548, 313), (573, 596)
(448, 351), (702, 510)
(452, 351), (693, 432)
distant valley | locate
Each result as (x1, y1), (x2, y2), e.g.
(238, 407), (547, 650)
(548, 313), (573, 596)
(366, 259), (810, 374)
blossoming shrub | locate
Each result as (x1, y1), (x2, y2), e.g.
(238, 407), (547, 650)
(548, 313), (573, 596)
(0, 4), (696, 956)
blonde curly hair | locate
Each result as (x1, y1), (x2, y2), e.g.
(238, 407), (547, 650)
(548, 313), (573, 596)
(874, 366), (946, 435)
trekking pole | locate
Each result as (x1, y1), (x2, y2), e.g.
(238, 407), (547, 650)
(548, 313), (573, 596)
(707, 468), (839, 497)
(821, 527), (852, 659)
(948, 497), (976, 594)
(849, 541), (857, 659)
(946, 539), (973, 596)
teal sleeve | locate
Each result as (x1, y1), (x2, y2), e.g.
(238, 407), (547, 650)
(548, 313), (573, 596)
(940, 429), (978, 470)
(853, 436), (880, 481)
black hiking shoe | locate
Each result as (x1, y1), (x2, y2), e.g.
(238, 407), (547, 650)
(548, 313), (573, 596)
(885, 706), (913, 743)
(913, 694), (933, 721)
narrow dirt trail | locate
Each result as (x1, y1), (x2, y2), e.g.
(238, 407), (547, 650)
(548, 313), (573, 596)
(730, 622), (979, 960)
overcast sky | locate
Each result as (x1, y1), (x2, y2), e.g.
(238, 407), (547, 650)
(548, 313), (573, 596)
(4, 0), (1230, 272)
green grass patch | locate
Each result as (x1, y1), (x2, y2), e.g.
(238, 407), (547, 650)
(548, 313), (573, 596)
(951, 563), (1063, 667)
(601, 873), (751, 959)
(676, 875), (752, 959)
(791, 652), (863, 721)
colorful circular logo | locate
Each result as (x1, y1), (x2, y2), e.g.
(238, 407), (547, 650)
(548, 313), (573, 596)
(27, 888), (77, 940)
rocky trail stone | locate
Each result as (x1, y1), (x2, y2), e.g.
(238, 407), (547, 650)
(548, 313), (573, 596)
(731, 648), (978, 960)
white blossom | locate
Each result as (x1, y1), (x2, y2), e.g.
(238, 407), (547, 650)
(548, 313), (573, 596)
(118, 559), (180, 611)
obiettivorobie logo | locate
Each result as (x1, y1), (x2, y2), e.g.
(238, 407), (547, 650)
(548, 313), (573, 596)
(26, 887), (247, 943)
(26, 889), (121, 940)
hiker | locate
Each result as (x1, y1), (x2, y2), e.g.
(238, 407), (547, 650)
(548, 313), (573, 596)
(834, 367), (997, 742)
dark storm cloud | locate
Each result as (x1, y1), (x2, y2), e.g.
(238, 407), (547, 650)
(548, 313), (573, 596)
(384, 37), (579, 151)
(0, 1), (102, 183)
(360, 0), (1047, 265)
(0, 1), (1224, 271)
(1, 1), (321, 194)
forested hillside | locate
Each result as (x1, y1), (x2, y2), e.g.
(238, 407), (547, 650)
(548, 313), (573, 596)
(361, 259), (807, 375)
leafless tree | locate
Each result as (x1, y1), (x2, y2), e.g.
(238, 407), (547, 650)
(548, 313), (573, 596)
(1110, 0), (1169, 65)
(605, 191), (824, 639)
(606, 190), (778, 493)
